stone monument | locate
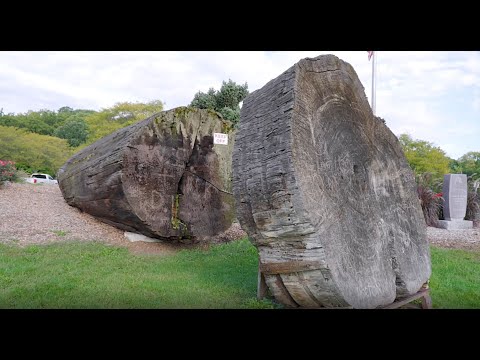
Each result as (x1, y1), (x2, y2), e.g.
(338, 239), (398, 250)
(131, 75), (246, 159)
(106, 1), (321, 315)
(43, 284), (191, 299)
(438, 174), (473, 230)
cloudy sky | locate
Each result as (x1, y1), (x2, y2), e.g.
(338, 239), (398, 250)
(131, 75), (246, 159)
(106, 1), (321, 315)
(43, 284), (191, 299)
(1, 51), (479, 159)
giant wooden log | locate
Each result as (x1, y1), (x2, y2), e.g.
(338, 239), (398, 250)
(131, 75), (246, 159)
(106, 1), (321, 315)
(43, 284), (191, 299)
(58, 107), (235, 242)
(232, 55), (431, 308)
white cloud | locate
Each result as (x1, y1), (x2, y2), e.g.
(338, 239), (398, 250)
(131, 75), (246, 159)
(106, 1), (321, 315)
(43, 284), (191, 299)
(473, 88), (480, 112)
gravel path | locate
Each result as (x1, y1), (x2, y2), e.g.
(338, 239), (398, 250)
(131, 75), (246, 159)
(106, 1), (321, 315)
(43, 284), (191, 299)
(0, 182), (478, 253)
(0, 182), (246, 255)
(426, 226), (480, 251)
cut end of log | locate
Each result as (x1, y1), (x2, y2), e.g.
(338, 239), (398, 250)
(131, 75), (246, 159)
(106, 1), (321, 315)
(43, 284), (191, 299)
(233, 54), (431, 308)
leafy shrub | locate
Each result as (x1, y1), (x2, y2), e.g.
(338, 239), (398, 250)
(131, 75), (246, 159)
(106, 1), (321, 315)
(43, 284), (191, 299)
(0, 125), (72, 175)
(54, 118), (89, 147)
(13, 169), (30, 183)
(466, 175), (480, 221)
(190, 79), (248, 127)
(0, 159), (18, 183)
(399, 134), (451, 183)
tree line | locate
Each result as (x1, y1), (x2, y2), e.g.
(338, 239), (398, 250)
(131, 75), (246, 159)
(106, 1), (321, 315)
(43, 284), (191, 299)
(0, 100), (165, 175)
(1, 78), (478, 182)
(0, 79), (248, 176)
(399, 133), (480, 183)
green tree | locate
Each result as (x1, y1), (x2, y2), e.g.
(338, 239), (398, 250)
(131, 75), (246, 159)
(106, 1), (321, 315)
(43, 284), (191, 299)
(398, 133), (451, 181)
(0, 125), (72, 175)
(449, 159), (462, 174)
(58, 106), (74, 113)
(84, 100), (164, 144)
(190, 88), (217, 109)
(0, 112), (20, 128)
(54, 117), (89, 147)
(455, 152), (480, 178)
(190, 79), (248, 126)
(0, 107), (96, 139)
(23, 113), (54, 135)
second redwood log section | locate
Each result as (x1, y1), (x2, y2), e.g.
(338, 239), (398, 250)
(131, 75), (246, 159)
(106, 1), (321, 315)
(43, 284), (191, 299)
(232, 55), (431, 308)
(58, 107), (235, 242)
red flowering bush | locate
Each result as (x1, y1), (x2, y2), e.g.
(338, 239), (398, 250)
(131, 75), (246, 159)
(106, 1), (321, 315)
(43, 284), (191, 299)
(0, 160), (18, 183)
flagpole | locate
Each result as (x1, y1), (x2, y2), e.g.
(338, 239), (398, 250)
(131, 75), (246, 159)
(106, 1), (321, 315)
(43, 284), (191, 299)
(371, 51), (376, 115)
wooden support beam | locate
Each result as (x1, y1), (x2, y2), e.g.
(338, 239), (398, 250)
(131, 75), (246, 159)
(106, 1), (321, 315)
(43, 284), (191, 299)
(257, 268), (268, 300)
(380, 288), (431, 309)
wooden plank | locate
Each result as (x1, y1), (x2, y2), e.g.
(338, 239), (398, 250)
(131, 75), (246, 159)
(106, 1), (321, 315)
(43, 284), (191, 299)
(401, 303), (422, 309)
(421, 292), (433, 309)
(380, 289), (430, 309)
(257, 267), (268, 300)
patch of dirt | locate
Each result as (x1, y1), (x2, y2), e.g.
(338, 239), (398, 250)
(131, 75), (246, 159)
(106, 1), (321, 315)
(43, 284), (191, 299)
(0, 182), (247, 255)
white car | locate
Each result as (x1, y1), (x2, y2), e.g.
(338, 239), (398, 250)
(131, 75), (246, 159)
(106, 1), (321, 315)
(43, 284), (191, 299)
(25, 173), (58, 184)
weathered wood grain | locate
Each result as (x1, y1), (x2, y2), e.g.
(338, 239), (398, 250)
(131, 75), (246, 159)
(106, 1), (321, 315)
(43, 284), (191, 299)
(58, 107), (235, 242)
(233, 55), (431, 308)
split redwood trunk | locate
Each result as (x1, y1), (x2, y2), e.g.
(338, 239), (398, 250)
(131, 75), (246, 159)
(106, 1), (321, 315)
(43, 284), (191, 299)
(232, 55), (431, 308)
(58, 107), (235, 242)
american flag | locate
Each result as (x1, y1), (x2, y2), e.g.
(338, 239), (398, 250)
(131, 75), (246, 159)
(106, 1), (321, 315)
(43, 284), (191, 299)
(368, 51), (374, 61)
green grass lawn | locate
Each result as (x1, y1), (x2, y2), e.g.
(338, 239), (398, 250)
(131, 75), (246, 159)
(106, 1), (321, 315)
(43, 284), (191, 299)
(0, 239), (275, 309)
(429, 246), (480, 308)
(0, 239), (478, 309)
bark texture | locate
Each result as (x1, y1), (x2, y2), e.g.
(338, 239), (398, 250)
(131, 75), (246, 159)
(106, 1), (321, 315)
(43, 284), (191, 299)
(232, 54), (431, 308)
(58, 107), (235, 242)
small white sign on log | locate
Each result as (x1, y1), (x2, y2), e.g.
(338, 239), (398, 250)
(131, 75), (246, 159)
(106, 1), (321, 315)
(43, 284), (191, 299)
(213, 133), (228, 145)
